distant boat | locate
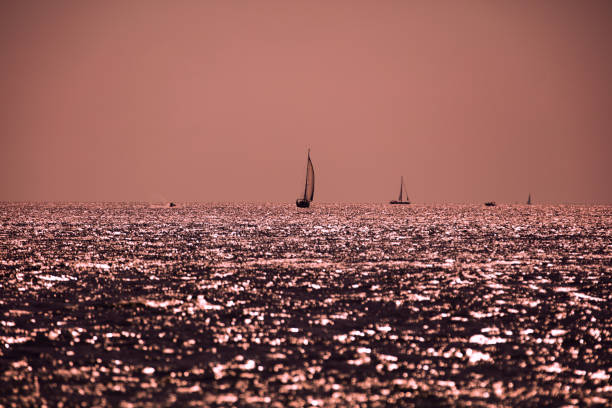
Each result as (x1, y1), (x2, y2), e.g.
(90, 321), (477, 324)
(484, 201), (496, 207)
(527, 193), (532, 205)
(389, 176), (410, 205)
(168, 202), (177, 208)
(296, 149), (315, 208)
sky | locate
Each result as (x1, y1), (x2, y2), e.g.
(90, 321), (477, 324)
(1, 0), (611, 203)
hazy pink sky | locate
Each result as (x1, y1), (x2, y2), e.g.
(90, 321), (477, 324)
(1, 0), (611, 203)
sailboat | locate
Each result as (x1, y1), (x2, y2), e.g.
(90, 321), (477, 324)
(527, 193), (532, 205)
(389, 176), (410, 205)
(296, 149), (315, 208)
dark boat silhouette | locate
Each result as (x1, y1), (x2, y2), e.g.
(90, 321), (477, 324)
(296, 149), (314, 208)
(484, 201), (496, 207)
(168, 202), (177, 208)
(527, 193), (532, 205)
(389, 176), (410, 205)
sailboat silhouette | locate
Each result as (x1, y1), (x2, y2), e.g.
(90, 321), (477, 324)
(296, 150), (314, 208)
(389, 176), (410, 205)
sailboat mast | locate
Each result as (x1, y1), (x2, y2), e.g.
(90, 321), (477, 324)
(398, 176), (403, 202)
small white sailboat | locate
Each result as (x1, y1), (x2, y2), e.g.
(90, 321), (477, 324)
(389, 176), (410, 205)
(296, 150), (315, 208)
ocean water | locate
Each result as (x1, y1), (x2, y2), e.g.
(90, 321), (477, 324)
(0, 203), (610, 407)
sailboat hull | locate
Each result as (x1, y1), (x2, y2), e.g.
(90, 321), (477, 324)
(389, 201), (410, 205)
(296, 199), (310, 208)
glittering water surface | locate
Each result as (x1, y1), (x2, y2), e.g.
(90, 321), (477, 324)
(1, 203), (610, 407)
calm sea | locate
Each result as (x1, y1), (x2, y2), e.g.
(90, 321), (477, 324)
(1, 203), (610, 407)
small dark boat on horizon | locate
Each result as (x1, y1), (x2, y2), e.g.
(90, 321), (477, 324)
(484, 201), (496, 207)
(296, 149), (315, 208)
(527, 193), (532, 205)
(168, 202), (177, 208)
(389, 176), (411, 205)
